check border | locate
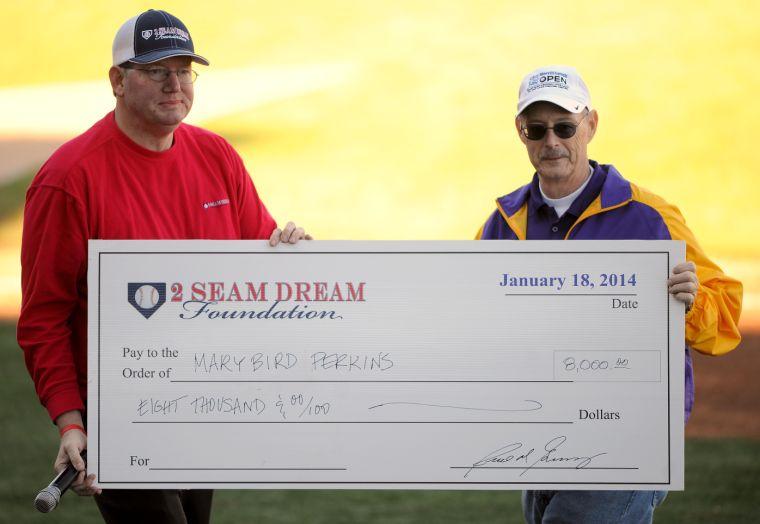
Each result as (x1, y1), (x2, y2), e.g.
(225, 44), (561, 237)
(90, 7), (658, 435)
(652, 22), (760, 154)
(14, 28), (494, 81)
(96, 249), (672, 485)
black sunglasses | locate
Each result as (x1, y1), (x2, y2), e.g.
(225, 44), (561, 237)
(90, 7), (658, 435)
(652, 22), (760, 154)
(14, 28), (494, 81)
(521, 112), (588, 141)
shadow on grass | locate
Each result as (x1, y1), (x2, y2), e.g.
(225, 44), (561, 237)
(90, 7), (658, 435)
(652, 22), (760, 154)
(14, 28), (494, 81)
(1, 321), (757, 523)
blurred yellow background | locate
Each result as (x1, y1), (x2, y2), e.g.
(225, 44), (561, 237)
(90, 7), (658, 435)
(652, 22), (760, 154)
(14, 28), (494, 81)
(1, 0), (758, 328)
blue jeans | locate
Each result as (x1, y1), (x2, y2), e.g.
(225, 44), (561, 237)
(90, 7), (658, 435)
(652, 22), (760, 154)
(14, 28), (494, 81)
(522, 490), (667, 524)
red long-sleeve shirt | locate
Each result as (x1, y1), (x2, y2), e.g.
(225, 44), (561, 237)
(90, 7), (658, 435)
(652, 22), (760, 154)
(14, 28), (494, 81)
(18, 112), (277, 421)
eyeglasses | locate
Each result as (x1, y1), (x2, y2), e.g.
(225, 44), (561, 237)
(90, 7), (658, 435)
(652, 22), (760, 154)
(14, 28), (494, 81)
(121, 65), (198, 84)
(520, 111), (588, 141)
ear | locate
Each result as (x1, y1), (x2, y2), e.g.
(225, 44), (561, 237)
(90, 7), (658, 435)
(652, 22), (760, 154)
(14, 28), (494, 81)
(586, 109), (599, 143)
(515, 116), (527, 145)
(109, 66), (126, 98)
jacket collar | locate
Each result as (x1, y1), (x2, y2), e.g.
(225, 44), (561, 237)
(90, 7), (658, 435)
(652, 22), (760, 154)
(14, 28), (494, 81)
(496, 161), (632, 218)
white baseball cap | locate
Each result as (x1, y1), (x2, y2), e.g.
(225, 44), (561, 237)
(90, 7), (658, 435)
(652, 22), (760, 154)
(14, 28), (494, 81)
(516, 65), (591, 115)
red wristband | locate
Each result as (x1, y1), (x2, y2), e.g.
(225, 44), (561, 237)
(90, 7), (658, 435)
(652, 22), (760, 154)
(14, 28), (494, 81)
(59, 424), (86, 437)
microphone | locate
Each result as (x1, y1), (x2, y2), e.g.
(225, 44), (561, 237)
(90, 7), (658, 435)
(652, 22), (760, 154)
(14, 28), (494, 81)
(34, 450), (87, 513)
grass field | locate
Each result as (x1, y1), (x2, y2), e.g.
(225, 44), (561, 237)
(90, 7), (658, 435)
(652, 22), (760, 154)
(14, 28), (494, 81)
(2, 321), (758, 523)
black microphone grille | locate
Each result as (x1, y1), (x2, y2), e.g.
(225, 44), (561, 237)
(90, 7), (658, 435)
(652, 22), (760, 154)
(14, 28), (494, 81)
(34, 487), (61, 513)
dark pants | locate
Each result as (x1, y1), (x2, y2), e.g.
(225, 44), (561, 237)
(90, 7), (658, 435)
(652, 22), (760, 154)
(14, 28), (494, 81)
(94, 489), (213, 524)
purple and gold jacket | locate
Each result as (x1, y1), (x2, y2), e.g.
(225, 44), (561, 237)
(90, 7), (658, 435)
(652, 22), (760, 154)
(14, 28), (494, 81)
(477, 161), (743, 421)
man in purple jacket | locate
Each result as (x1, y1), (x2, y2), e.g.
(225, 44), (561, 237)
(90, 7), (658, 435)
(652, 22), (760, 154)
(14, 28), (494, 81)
(477, 65), (742, 523)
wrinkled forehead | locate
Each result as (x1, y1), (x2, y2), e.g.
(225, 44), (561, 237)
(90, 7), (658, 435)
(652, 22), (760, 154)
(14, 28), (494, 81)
(519, 101), (574, 122)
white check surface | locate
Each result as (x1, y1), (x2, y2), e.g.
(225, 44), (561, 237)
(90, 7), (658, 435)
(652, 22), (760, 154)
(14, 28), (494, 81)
(88, 240), (685, 490)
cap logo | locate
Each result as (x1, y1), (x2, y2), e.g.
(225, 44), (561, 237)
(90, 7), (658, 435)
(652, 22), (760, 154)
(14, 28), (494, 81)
(527, 72), (569, 93)
(141, 29), (153, 40)
(153, 26), (190, 42)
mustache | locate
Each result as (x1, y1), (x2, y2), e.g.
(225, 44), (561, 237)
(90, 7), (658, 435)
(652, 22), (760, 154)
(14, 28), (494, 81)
(540, 150), (568, 160)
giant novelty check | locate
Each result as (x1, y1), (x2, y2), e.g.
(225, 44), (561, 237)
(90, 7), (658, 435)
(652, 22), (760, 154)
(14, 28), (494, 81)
(88, 240), (685, 490)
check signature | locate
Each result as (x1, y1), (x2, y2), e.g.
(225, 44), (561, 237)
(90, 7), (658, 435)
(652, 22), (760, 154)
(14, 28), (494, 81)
(464, 435), (606, 478)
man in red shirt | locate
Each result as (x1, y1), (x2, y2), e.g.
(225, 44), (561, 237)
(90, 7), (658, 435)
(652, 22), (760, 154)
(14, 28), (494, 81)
(18, 9), (310, 522)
